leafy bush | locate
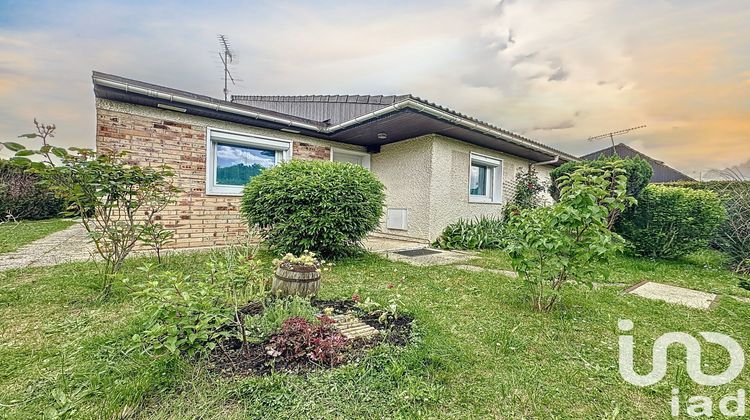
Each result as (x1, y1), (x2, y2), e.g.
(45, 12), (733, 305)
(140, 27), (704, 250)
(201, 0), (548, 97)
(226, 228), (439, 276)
(549, 156), (651, 228)
(2, 120), (180, 297)
(433, 216), (505, 250)
(0, 159), (65, 220)
(241, 160), (385, 258)
(511, 168), (546, 209)
(264, 316), (349, 366)
(505, 161), (633, 312)
(616, 185), (726, 259)
(126, 245), (267, 356)
(128, 269), (235, 356)
(549, 156), (652, 201)
(664, 180), (750, 273)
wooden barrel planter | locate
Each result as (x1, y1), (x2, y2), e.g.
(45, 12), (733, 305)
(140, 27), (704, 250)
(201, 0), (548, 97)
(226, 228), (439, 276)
(272, 266), (321, 297)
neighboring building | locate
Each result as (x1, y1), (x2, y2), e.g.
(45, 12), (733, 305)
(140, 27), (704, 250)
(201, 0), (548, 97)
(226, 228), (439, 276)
(92, 71), (577, 249)
(581, 143), (695, 183)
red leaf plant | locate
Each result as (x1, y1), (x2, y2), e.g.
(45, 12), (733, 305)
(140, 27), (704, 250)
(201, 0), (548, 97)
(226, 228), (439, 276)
(265, 316), (349, 367)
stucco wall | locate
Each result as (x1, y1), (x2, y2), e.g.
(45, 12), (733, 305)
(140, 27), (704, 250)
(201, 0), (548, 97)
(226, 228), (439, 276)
(370, 134), (554, 243)
(428, 135), (553, 240)
(95, 99), (365, 249)
(370, 136), (434, 241)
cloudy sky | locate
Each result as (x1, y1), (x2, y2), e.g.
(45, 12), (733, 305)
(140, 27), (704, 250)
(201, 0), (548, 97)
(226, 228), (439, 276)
(1, 0), (748, 177)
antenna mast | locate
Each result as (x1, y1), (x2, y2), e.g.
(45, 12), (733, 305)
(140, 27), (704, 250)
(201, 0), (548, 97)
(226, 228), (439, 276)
(217, 34), (236, 101)
(587, 125), (647, 156)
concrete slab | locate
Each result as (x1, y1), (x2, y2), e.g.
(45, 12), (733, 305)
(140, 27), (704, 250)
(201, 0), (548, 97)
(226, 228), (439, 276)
(362, 235), (427, 253)
(453, 264), (518, 278)
(381, 248), (475, 266)
(625, 281), (719, 310)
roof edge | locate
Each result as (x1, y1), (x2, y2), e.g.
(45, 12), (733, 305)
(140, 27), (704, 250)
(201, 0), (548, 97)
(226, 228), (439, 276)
(92, 71), (577, 162)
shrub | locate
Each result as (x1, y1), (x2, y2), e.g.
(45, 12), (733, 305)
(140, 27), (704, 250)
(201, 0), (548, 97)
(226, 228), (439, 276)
(0, 159), (65, 220)
(505, 161), (633, 312)
(616, 185), (726, 259)
(127, 245), (267, 356)
(241, 160), (385, 258)
(433, 216), (505, 250)
(663, 179), (750, 271)
(549, 156), (651, 228)
(2, 120), (180, 297)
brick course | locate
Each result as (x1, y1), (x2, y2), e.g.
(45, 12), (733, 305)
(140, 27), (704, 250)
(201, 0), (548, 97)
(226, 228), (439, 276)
(96, 106), (332, 249)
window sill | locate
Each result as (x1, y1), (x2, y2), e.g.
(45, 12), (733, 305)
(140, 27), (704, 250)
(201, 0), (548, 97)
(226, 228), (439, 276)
(468, 197), (502, 204)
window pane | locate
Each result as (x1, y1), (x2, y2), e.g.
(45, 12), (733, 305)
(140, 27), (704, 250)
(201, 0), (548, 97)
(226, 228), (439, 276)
(333, 152), (363, 166)
(215, 143), (276, 186)
(470, 164), (488, 196)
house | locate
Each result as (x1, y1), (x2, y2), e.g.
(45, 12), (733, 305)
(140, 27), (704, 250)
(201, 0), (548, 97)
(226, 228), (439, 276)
(581, 143), (695, 183)
(92, 71), (577, 249)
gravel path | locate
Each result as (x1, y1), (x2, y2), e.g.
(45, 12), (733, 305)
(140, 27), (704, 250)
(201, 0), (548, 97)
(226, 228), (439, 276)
(0, 223), (95, 271)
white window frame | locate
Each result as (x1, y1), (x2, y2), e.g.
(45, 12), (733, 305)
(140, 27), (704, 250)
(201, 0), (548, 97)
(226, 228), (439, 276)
(330, 148), (371, 170)
(468, 152), (503, 204)
(206, 127), (292, 196)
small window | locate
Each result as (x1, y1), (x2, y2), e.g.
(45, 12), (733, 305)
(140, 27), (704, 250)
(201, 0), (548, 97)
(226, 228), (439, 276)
(469, 153), (502, 203)
(332, 148), (370, 169)
(206, 128), (291, 195)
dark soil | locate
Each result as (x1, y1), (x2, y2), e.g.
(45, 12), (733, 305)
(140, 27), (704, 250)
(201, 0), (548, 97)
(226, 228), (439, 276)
(208, 298), (413, 377)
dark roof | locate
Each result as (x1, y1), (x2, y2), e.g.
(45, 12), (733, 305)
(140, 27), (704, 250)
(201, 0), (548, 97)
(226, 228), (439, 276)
(92, 71), (577, 164)
(581, 143), (695, 183)
(232, 95), (410, 125)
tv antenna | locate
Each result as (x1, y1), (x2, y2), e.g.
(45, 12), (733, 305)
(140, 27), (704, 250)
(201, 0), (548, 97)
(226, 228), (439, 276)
(587, 125), (647, 156)
(218, 34), (237, 100)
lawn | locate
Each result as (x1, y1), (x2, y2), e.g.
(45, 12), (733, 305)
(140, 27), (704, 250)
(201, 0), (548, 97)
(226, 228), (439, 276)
(1, 248), (749, 418)
(0, 219), (75, 254)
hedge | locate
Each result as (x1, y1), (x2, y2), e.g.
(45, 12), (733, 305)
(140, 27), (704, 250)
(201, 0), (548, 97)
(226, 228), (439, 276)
(0, 160), (65, 220)
(664, 181), (750, 273)
(241, 160), (385, 258)
(616, 184), (726, 258)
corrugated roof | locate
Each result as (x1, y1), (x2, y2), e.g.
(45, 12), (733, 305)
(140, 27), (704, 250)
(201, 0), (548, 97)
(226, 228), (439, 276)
(581, 143), (695, 183)
(232, 93), (576, 160)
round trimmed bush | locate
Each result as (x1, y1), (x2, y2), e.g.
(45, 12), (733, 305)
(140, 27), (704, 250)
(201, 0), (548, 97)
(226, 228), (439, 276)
(0, 159), (65, 220)
(616, 184), (726, 258)
(241, 160), (385, 258)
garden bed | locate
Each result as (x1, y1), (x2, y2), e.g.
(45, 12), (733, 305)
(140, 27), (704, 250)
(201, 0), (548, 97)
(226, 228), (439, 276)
(208, 298), (413, 376)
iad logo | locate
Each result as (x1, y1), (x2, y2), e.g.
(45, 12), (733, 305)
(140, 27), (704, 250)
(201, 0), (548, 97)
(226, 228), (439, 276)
(618, 319), (746, 417)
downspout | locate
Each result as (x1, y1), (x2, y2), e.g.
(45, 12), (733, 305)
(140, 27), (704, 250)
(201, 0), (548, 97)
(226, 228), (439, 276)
(528, 155), (559, 171)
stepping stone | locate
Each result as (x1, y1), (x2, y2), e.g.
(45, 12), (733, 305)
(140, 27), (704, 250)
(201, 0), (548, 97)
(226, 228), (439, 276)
(328, 314), (379, 339)
(453, 264), (518, 278)
(625, 281), (718, 310)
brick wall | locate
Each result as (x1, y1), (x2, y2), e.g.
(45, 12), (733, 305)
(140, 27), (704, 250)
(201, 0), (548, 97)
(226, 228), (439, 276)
(294, 141), (330, 160)
(96, 105), (332, 250)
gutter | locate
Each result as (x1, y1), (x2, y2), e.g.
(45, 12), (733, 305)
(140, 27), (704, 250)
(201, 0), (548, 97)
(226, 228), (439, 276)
(529, 155), (560, 170)
(93, 75), (323, 132)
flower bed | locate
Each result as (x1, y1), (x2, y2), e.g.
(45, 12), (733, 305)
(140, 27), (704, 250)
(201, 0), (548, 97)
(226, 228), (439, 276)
(209, 298), (413, 376)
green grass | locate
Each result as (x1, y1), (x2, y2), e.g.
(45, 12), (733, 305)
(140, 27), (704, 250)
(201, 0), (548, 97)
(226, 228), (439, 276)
(0, 219), (75, 254)
(1, 248), (749, 418)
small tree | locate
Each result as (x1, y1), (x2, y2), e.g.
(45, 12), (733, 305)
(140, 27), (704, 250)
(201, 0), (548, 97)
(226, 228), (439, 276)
(549, 156), (651, 228)
(2, 120), (180, 297)
(504, 162), (634, 312)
